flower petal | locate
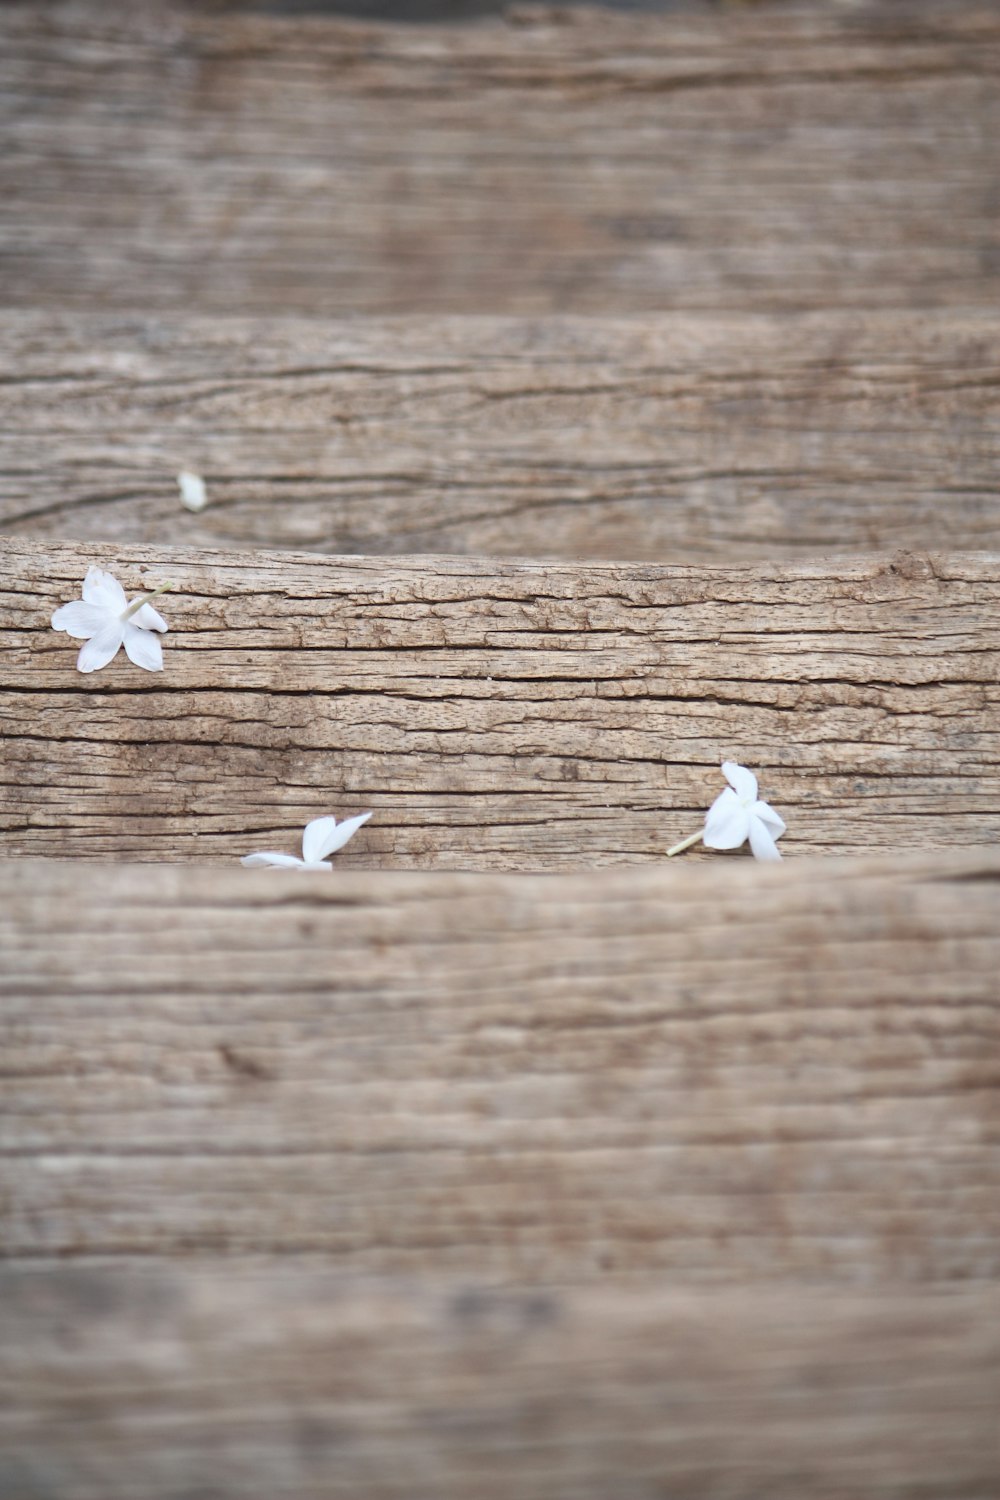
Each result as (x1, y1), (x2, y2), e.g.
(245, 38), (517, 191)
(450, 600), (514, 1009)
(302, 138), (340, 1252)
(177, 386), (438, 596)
(82, 567), (127, 612)
(177, 471), (208, 512)
(751, 799), (786, 838)
(302, 815), (339, 864)
(123, 623), (163, 672)
(748, 815), (782, 862)
(722, 761), (758, 802)
(316, 811), (372, 858)
(76, 619), (124, 673)
(51, 601), (110, 639)
(240, 852), (309, 869)
(128, 602), (169, 632)
(703, 787), (751, 850)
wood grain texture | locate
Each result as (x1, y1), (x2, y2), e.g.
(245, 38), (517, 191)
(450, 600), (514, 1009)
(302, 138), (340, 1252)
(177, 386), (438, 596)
(3, 537), (1000, 865)
(3, 310), (1000, 561)
(1, 1267), (997, 1500)
(2, 1), (999, 315)
(2, 852), (999, 1275)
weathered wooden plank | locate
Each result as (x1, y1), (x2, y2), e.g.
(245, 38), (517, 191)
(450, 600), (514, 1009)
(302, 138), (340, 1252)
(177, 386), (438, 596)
(1, 1267), (997, 1500)
(2, 1), (999, 315)
(2, 537), (999, 864)
(2, 853), (999, 1274)
(2, 310), (999, 560)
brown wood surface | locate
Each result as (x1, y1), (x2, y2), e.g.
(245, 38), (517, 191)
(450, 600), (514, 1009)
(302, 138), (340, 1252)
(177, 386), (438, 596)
(2, 851), (999, 1275)
(3, 310), (999, 561)
(1, 1267), (997, 1500)
(3, 537), (999, 865)
(2, 1), (999, 316)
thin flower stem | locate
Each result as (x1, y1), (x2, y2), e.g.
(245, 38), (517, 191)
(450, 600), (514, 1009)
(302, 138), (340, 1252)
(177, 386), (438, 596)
(121, 580), (174, 622)
(666, 830), (704, 858)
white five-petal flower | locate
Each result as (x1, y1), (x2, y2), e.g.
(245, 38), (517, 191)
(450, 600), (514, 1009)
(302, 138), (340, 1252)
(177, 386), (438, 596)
(668, 761), (787, 862)
(51, 567), (171, 674)
(241, 813), (372, 871)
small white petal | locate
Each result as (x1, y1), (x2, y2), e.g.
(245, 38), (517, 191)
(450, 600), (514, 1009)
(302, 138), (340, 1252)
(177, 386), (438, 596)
(751, 799), (786, 838)
(82, 567), (127, 612)
(722, 761), (758, 803)
(748, 816), (782, 862)
(703, 787), (751, 850)
(128, 602), (169, 633)
(316, 811), (372, 858)
(52, 601), (110, 639)
(122, 623), (163, 672)
(76, 619), (124, 673)
(240, 852), (309, 869)
(178, 471), (209, 512)
(302, 815), (339, 864)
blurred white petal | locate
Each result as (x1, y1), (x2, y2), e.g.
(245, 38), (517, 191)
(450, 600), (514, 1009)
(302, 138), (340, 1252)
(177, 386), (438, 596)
(178, 471), (209, 512)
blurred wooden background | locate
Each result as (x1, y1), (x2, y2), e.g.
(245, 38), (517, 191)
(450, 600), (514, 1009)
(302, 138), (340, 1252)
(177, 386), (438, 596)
(1, 2), (998, 1496)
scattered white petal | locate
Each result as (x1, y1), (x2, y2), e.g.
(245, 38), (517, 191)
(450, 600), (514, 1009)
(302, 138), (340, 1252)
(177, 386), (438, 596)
(77, 619), (125, 673)
(668, 762), (786, 862)
(722, 760), (758, 803)
(240, 852), (326, 870)
(703, 788), (751, 850)
(178, 471), (209, 512)
(52, 568), (172, 674)
(748, 817), (782, 862)
(313, 811), (372, 860)
(751, 799), (787, 839)
(301, 815), (340, 865)
(122, 622), (163, 672)
(82, 566), (127, 613)
(128, 602), (169, 633)
(51, 601), (108, 639)
(242, 812), (373, 870)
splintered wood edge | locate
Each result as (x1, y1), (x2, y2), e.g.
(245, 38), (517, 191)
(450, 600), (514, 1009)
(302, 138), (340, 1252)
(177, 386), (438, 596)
(2, 537), (1000, 865)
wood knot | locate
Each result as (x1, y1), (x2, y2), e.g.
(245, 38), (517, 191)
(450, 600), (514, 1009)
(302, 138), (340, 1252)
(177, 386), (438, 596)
(885, 550), (938, 582)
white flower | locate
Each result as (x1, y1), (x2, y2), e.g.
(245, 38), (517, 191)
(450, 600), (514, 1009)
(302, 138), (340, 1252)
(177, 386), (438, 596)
(177, 471), (209, 512)
(241, 813), (372, 870)
(667, 761), (786, 863)
(51, 567), (171, 673)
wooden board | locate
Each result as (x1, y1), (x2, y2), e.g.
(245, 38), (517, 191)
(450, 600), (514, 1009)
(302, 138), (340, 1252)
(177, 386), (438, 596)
(2, 851), (999, 1275)
(2, 537), (999, 865)
(2, 310), (999, 561)
(2, 1), (999, 316)
(1, 1266), (997, 1500)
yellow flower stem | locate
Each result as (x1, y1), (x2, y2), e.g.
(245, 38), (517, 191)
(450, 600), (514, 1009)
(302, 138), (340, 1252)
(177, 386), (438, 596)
(666, 830), (704, 858)
(121, 580), (174, 623)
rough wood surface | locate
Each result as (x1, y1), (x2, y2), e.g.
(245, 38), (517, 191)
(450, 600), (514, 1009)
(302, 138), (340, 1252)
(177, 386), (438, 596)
(2, 852), (999, 1274)
(3, 310), (1000, 561)
(2, 537), (999, 864)
(1, 1267), (997, 1500)
(2, 1), (999, 315)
